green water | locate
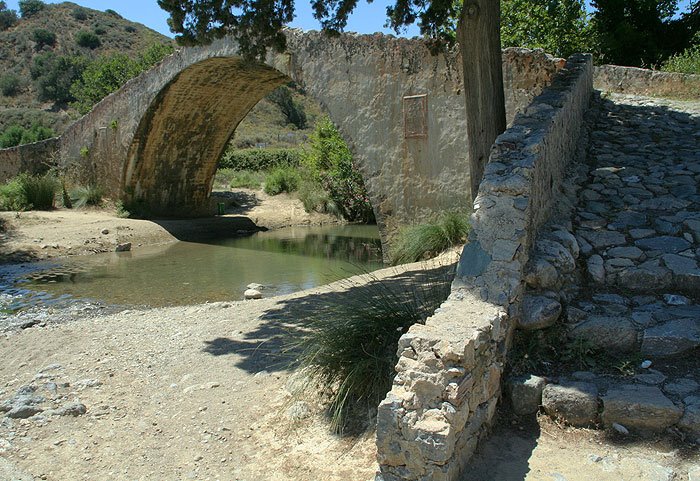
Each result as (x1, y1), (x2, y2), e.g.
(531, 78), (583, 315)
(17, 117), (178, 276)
(10, 224), (383, 308)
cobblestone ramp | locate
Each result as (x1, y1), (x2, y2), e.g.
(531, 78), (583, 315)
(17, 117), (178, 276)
(570, 94), (700, 358)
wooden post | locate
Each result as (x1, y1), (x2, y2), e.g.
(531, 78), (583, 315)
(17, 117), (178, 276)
(457, 1), (507, 201)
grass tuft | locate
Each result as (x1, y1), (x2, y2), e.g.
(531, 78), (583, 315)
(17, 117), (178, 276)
(391, 211), (470, 265)
(264, 165), (301, 195)
(70, 184), (104, 208)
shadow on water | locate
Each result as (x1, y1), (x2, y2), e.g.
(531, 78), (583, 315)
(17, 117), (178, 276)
(151, 215), (264, 243)
(201, 262), (457, 375)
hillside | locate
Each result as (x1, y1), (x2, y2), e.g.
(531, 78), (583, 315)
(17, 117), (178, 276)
(0, 1), (173, 133)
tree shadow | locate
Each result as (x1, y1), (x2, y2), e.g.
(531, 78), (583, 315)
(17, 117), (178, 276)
(201, 261), (457, 375)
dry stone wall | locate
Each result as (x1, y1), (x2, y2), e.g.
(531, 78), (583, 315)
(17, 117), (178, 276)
(0, 138), (59, 181)
(375, 54), (593, 481)
(594, 65), (700, 100)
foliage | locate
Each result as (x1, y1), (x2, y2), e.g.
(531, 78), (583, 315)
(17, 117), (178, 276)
(31, 52), (88, 104)
(75, 29), (101, 49)
(158, 0), (459, 58)
(71, 6), (87, 21)
(263, 165), (301, 195)
(391, 211), (470, 265)
(93, 25), (107, 36)
(590, 0), (697, 67)
(70, 184), (104, 207)
(302, 117), (374, 223)
(0, 74), (20, 97)
(297, 177), (339, 217)
(104, 9), (122, 18)
(0, 1), (18, 30)
(32, 28), (56, 49)
(228, 170), (265, 189)
(218, 147), (301, 171)
(115, 200), (131, 218)
(0, 123), (54, 147)
(0, 174), (57, 211)
(500, 0), (593, 58)
(289, 264), (454, 432)
(266, 86), (307, 129)
(18, 0), (45, 18)
(70, 44), (174, 114)
(661, 33), (700, 73)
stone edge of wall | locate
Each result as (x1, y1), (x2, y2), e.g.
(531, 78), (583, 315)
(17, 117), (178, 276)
(594, 64), (700, 99)
(0, 138), (59, 182)
(375, 53), (593, 481)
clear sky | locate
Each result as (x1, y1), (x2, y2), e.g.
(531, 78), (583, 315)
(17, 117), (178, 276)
(4, 0), (694, 39)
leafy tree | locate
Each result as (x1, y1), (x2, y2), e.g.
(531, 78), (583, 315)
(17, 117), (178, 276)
(31, 52), (88, 104)
(0, 1), (18, 30)
(267, 86), (307, 129)
(70, 44), (175, 114)
(590, 0), (694, 66)
(18, 0), (45, 17)
(0, 73), (20, 96)
(32, 28), (56, 49)
(159, 0), (505, 201)
(75, 30), (101, 49)
(71, 7), (87, 21)
(501, 0), (592, 58)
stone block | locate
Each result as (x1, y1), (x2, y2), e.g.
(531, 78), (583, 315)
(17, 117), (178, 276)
(519, 295), (562, 330)
(679, 396), (700, 436)
(542, 382), (599, 427)
(642, 318), (700, 357)
(505, 375), (546, 415)
(569, 315), (638, 352)
(602, 385), (682, 433)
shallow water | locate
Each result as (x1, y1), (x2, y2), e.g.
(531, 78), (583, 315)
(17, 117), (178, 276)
(0, 224), (383, 309)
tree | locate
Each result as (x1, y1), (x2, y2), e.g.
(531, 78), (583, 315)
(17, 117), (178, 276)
(32, 28), (56, 49)
(0, 73), (20, 96)
(158, 0), (506, 201)
(75, 30), (101, 49)
(501, 0), (592, 58)
(31, 52), (88, 104)
(267, 86), (307, 129)
(18, 0), (44, 17)
(0, 1), (18, 30)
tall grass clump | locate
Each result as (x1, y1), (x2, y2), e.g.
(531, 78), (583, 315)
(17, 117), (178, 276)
(70, 184), (104, 208)
(391, 211), (470, 265)
(228, 170), (265, 190)
(290, 264), (454, 433)
(264, 165), (301, 195)
(12, 174), (58, 210)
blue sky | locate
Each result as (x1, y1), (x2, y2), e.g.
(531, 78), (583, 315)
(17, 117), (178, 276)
(4, 0), (694, 39)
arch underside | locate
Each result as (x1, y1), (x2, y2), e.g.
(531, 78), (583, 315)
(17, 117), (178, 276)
(124, 57), (288, 217)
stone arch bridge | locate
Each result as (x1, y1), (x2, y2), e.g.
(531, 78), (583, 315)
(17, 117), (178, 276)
(1, 30), (564, 244)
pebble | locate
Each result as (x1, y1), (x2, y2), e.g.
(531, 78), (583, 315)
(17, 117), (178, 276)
(612, 423), (629, 435)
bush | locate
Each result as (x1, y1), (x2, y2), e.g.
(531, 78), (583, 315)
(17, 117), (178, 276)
(0, 176), (26, 210)
(0, 174), (57, 211)
(229, 170), (265, 189)
(0, 2), (18, 30)
(0, 74), (20, 97)
(302, 117), (374, 223)
(32, 28), (56, 49)
(0, 123), (55, 147)
(104, 8), (121, 18)
(219, 147), (301, 171)
(70, 184), (104, 207)
(290, 264), (454, 432)
(31, 52), (88, 104)
(75, 30), (101, 49)
(18, 0), (44, 17)
(297, 177), (339, 216)
(264, 165), (301, 195)
(662, 44), (700, 74)
(267, 86), (307, 129)
(71, 7), (87, 20)
(391, 211), (470, 265)
(124, 25), (137, 33)
(93, 25), (107, 36)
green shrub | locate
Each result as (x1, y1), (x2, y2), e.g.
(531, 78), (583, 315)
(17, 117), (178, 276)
(71, 7), (87, 20)
(266, 86), (307, 129)
(0, 74), (20, 97)
(93, 25), (107, 36)
(18, 0), (44, 17)
(124, 25), (137, 33)
(0, 176), (26, 210)
(32, 28), (56, 49)
(290, 264), (454, 432)
(0, 2), (18, 30)
(391, 211), (470, 265)
(75, 30), (101, 49)
(219, 147), (301, 171)
(302, 117), (374, 223)
(0, 123), (55, 148)
(31, 52), (87, 104)
(104, 8), (121, 18)
(264, 165), (301, 195)
(70, 185), (104, 208)
(297, 177), (336, 215)
(661, 44), (700, 74)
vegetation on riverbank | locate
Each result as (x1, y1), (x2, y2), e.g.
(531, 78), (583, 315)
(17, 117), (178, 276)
(391, 211), (470, 265)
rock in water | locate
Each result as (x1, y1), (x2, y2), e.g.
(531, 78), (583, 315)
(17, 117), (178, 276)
(244, 289), (262, 300)
(115, 242), (132, 252)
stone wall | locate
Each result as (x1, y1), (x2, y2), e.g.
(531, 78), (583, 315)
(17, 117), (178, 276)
(375, 53), (593, 481)
(594, 65), (700, 99)
(0, 138), (59, 181)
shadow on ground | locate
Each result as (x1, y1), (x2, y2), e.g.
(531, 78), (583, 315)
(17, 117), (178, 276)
(202, 262), (456, 374)
(0, 215), (41, 265)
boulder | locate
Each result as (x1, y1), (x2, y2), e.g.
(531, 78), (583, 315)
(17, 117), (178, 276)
(519, 295), (561, 331)
(602, 385), (682, 433)
(678, 396), (700, 436)
(244, 289), (263, 300)
(569, 316), (638, 352)
(542, 382), (599, 427)
(641, 318), (700, 357)
(505, 375), (546, 415)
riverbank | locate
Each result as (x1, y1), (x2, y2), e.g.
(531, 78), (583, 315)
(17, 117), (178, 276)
(0, 188), (341, 263)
